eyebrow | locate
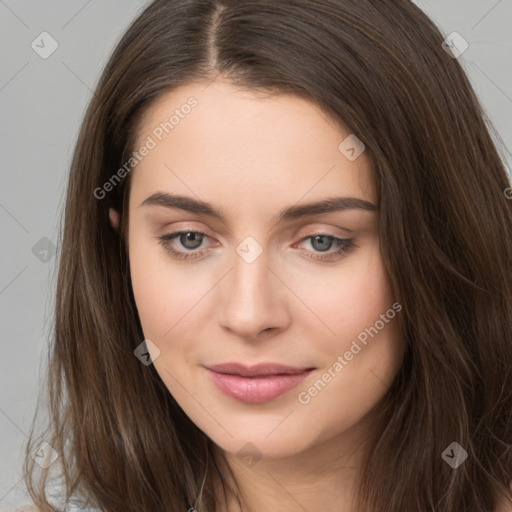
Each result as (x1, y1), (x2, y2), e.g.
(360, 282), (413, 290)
(140, 192), (377, 223)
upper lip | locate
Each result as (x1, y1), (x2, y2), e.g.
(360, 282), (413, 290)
(205, 362), (314, 377)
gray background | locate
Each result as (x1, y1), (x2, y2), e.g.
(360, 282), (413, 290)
(1, 0), (511, 509)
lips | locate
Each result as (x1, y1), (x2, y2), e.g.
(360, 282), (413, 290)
(205, 362), (315, 403)
(206, 362), (313, 377)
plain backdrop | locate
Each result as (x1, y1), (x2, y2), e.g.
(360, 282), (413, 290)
(1, 0), (511, 509)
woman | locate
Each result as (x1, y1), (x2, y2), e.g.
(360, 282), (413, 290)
(23, 1), (512, 511)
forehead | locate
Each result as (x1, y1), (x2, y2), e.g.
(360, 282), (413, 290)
(129, 79), (376, 216)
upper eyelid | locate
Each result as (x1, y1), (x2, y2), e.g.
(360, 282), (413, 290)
(159, 220), (352, 239)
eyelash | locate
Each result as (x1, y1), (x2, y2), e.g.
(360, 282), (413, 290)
(157, 231), (357, 262)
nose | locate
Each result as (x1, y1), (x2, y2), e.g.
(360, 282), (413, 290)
(218, 247), (291, 340)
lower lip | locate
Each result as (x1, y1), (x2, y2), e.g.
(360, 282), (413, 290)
(206, 368), (313, 404)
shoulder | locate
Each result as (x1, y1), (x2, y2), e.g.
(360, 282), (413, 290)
(495, 481), (512, 512)
(15, 505), (92, 512)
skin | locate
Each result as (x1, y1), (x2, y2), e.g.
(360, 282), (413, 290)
(123, 78), (408, 511)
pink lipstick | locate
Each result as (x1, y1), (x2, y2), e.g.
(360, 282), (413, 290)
(205, 362), (314, 404)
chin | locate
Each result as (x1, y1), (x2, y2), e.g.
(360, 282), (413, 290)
(209, 423), (318, 461)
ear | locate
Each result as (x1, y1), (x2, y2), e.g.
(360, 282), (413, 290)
(109, 208), (120, 231)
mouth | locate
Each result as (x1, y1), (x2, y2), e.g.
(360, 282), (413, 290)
(204, 362), (315, 404)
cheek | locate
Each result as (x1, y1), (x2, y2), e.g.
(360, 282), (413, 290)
(293, 277), (404, 444)
(129, 241), (211, 398)
(291, 241), (404, 405)
(290, 239), (396, 350)
(128, 230), (211, 341)
(129, 248), (172, 340)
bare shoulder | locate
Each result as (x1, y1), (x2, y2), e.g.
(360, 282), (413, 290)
(495, 481), (512, 512)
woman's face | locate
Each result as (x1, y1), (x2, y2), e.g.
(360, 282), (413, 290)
(127, 79), (406, 460)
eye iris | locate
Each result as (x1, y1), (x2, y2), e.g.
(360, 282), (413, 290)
(180, 232), (203, 250)
(311, 235), (332, 252)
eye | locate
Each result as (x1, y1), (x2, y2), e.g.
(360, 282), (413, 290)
(295, 234), (356, 261)
(157, 230), (356, 262)
(157, 231), (212, 260)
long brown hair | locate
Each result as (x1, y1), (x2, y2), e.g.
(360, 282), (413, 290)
(24, 1), (512, 510)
